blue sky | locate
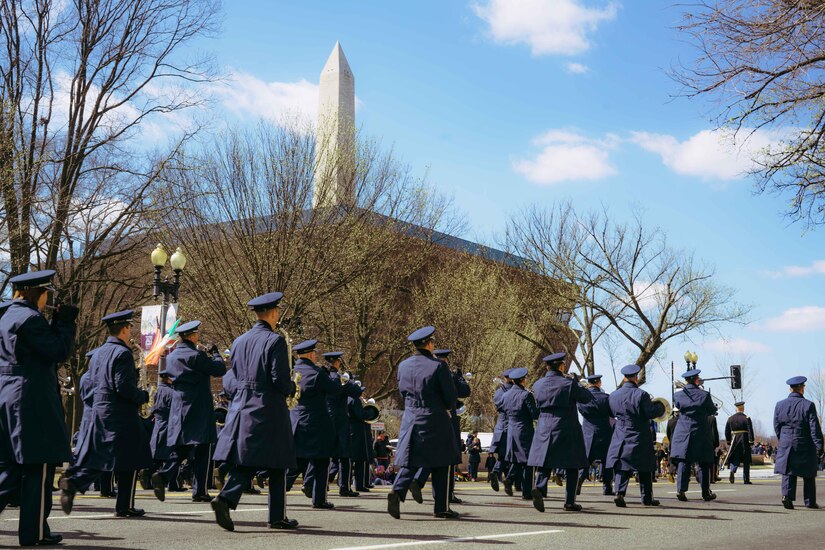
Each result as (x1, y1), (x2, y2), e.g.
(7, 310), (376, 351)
(193, 0), (825, 434)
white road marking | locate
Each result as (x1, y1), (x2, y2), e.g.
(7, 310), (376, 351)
(328, 529), (564, 550)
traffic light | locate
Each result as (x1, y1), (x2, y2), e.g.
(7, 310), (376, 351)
(730, 365), (742, 390)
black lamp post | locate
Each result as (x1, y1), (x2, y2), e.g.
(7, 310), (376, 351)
(150, 244), (186, 383)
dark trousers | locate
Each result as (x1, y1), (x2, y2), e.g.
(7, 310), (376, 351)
(506, 463), (534, 499)
(353, 460), (368, 490)
(157, 444), (212, 497)
(492, 455), (508, 477)
(729, 462), (751, 482)
(416, 466), (458, 499)
(287, 457), (330, 506)
(0, 463), (56, 545)
(468, 462), (479, 479)
(392, 466), (449, 513)
(535, 467), (576, 504)
(677, 461), (711, 495)
(335, 457), (353, 491)
(66, 465), (138, 513)
(579, 463), (614, 494)
(99, 471), (115, 495)
(615, 470), (655, 503)
(783, 475), (817, 506)
(220, 467), (286, 523)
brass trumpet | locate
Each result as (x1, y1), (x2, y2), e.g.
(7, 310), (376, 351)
(278, 321), (301, 409)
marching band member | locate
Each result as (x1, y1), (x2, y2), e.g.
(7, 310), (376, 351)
(489, 369), (513, 494)
(500, 367), (538, 503)
(774, 376), (824, 509)
(347, 388), (374, 492)
(606, 364), (665, 507)
(211, 292), (298, 531)
(528, 352), (593, 512)
(0, 271), (77, 546)
(61, 309), (154, 518)
(577, 374), (615, 496)
(323, 351), (363, 497)
(149, 368), (175, 496)
(387, 326), (459, 519)
(671, 368), (717, 502)
(724, 401), (754, 484)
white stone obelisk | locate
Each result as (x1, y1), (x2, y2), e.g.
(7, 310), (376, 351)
(314, 42), (356, 208)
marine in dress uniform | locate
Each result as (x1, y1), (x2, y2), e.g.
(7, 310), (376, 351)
(528, 352), (593, 512)
(0, 271), (77, 546)
(323, 351), (364, 497)
(774, 376), (824, 509)
(488, 369), (513, 494)
(671, 369), (717, 502)
(606, 364), (665, 507)
(152, 320), (227, 503)
(724, 401), (754, 484)
(577, 374), (615, 496)
(61, 309), (155, 518)
(284, 339), (343, 509)
(501, 367), (539, 503)
(210, 291), (299, 531)
(387, 326), (460, 520)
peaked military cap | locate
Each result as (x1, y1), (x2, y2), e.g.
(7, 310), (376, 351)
(101, 309), (134, 326)
(502, 368), (514, 378)
(323, 351), (344, 360)
(734, 401), (745, 407)
(509, 367), (529, 380)
(682, 368), (701, 379)
(621, 364), (641, 376)
(586, 374), (603, 383)
(786, 376), (807, 386)
(10, 269), (56, 291)
(247, 291), (284, 311)
(293, 339), (318, 354)
(434, 349), (452, 358)
(407, 326), (436, 342)
(176, 320), (201, 335)
(543, 352), (566, 364)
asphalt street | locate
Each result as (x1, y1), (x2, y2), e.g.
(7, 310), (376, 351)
(1, 472), (821, 549)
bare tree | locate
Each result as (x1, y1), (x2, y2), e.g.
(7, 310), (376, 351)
(677, 1), (825, 227)
(807, 362), (825, 424)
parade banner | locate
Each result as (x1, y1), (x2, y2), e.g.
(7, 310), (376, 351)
(140, 304), (178, 352)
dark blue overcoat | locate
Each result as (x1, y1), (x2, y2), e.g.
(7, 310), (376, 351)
(670, 384), (716, 463)
(488, 383), (511, 455)
(606, 382), (664, 472)
(213, 321), (296, 469)
(165, 341), (226, 446)
(73, 370), (95, 460)
(75, 337), (151, 471)
(291, 358), (342, 459)
(502, 385), (539, 464)
(393, 350), (458, 469)
(774, 393), (824, 478)
(347, 396), (372, 461)
(578, 386), (614, 463)
(0, 300), (75, 465)
(327, 371), (363, 458)
(150, 381), (175, 460)
(527, 371), (592, 469)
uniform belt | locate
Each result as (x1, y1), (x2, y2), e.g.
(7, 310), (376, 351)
(0, 365), (26, 376)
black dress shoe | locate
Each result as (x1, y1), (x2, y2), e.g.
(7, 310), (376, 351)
(115, 508), (145, 517)
(313, 502), (335, 509)
(576, 477), (585, 496)
(553, 473), (564, 487)
(531, 488), (545, 513)
(449, 496), (462, 505)
(676, 491), (688, 502)
(245, 486), (261, 495)
(729, 472), (735, 484)
(503, 478), (513, 496)
(806, 503), (820, 509)
(339, 490), (360, 497)
(58, 478), (77, 515)
(702, 492), (717, 501)
(434, 509), (460, 519)
(269, 518), (299, 529)
(301, 484), (312, 499)
(29, 533), (63, 546)
(140, 469), (151, 490)
(387, 492), (401, 519)
(490, 474), (499, 492)
(564, 503), (582, 511)
(192, 495), (214, 502)
(782, 497), (794, 510)
(256, 474), (267, 488)
(409, 482), (423, 504)
(614, 494), (626, 508)
(151, 473), (165, 502)
(211, 498), (235, 531)
(744, 481), (753, 485)
(643, 499), (661, 506)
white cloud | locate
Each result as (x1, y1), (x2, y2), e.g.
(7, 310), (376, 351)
(211, 71), (320, 125)
(473, 0), (619, 56)
(630, 281), (669, 311)
(513, 129), (618, 185)
(565, 62), (590, 74)
(764, 260), (825, 278)
(630, 128), (779, 181)
(705, 337), (771, 355)
(761, 306), (825, 332)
